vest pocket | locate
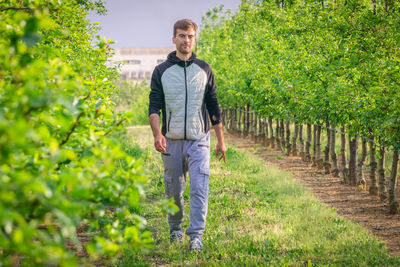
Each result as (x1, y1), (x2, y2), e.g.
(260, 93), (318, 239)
(168, 111), (172, 132)
(198, 110), (204, 133)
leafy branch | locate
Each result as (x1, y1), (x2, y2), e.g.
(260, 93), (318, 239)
(0, 7), (32, 12)
(59, 91), (91, 146)
(59, 112), (84, 146)
(0, 7), (59, 12)
(104, 118), (126, 136)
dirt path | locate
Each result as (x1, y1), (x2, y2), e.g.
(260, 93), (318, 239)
(223, 131), (400, 256)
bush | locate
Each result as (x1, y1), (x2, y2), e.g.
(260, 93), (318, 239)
(0, 1), (150, 265)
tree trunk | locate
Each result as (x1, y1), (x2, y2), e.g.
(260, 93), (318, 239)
(245, 104), (250, 136)
(255, 113), (258, 139)
(348, 135), (358, 186)
(324, 122), (331, 174)
(330, 128), (339, 177)
(263, 118), (268, 146)
(292, 123), (298, 156)
(254, 113), (258, 141)
(226, 108), (230, 131)
(238, 107), (242, 136)
(241, 107), (245, 135)
(230, 108), (233, 131)
(225, 108), (229, 127)
(225, 108), (228, 126)
(242, 107), (246, 136)
(251, 112), (253, 137)
(235, 108), (239, 132)
(226, 108), (232, 131)
(229, 108), (233, 131)
(249, 111), (254, 137)
(340, 126), (348, 183)
(389, 149), (399, 214)
(357, 138), (367, 189)
(286, 121), (291, 156)
(280, 120), (285, 153)
(228, 108), (232, 131)
(257, 116), (265, 142)
(234, 107), (238, 132)
(316, 125), (323, 168)
(306, 124), (312, 162)
(231, 108), (235, 132)
(252, 112), (256, 139)
(378, 146), (388, 200)
(299, 124), (304, 160)
(368, 137), (378, 196)
(234, 108), (238, 132)
(276, 119), (280, 150)
(249, 112), (253, 138)
(312, 125), (317, 166)
(269, 118), (275, 148)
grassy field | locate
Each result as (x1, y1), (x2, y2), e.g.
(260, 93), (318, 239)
(116, 126), (399, 266)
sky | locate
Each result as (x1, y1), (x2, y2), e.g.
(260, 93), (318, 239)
(87, 0), (242, 47)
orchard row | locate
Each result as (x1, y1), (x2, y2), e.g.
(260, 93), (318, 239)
(198, 0), (400, 213)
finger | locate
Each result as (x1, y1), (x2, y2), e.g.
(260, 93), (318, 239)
(219, 153), (226, 162)
(155, 138), (166, 152)
(160, 138), (166, 152)
(158, 144), (165, 153)
(154, 143), (159, 152)
(155, 142), (163, 153)
(161, 137), (166, 148)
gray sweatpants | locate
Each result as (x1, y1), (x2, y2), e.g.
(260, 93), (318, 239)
(161, 132), (210, 239)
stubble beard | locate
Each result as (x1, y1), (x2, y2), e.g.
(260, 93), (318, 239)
(178, 44), (192, 55)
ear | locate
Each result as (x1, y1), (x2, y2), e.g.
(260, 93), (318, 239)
(172, 36), (176, 44)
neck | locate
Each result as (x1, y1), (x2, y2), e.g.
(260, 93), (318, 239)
(176, 51), (192, 61)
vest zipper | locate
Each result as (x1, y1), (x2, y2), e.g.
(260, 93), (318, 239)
(168, 111), (171, 132)
(199, 110), (204, 133)
(184, 61), (188, 140)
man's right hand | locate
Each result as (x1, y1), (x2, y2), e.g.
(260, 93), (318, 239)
(149, 114), (166, 153)
(154, 133), (166, 153)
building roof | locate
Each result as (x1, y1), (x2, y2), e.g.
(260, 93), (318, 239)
(115, 47), (175, 56)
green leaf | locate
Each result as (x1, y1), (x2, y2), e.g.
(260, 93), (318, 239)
(21, 32), (41, 48)
(25, 17), (40, 33)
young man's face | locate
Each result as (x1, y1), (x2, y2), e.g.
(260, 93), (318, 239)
(173, 28), (196, 55)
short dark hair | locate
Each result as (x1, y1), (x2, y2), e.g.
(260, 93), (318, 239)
(173, 19), (198, 37)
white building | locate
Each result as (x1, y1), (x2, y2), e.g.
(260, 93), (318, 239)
(109, 47), (175, 81)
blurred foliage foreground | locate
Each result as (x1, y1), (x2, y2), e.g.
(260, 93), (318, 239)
(0, 0), (159, 265)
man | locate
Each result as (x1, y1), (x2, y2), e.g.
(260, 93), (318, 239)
(148, 19), (226, 251)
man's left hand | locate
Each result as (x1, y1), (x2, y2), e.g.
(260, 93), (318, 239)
(215, 142), (226, 162)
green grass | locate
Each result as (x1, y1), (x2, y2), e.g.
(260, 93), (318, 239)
(117, 126), (399, 266)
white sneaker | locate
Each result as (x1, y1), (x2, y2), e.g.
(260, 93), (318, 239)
(189, 237), (203, 251)
(170, 231), (183, 244)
